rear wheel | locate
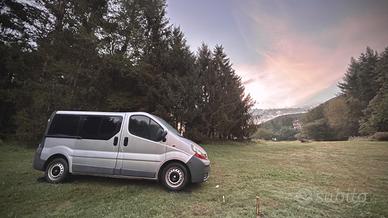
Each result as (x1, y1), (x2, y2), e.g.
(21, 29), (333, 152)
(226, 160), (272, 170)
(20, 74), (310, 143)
(161, 162), (189, 191)
(45, 158), (68, 183)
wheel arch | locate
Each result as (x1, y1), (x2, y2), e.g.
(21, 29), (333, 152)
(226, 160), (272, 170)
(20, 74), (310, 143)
(44, 154), (69, 170)
(157, 159), (191, 181)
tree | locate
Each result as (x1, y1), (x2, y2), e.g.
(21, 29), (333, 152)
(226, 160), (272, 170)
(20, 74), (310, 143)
(97, 0), (158, 112)
(192, 43), (213, 140)
(360, 47), (388, 134)
(301, 96), (349, 140)
(0, 0), (50, 49)
(164, 27), (198, 133)
(323, 95), (352, 140)
(253, 128), (273, 140)
(302, 119), (333, 141)
(277, 126), (298, 141)
(359, 85), (388, 134)
(0, 0), (257, 144)
(339, 47), (379, 135)
(195, 45), (255, 140)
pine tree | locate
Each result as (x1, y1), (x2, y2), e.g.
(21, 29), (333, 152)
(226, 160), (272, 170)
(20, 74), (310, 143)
(97, 0), (152, 112)
(194, 43), (213, 139)
(164, 27), (197, 133)
(339, 47), (379, 135)
(196, 45), (255, 139)
(137, 0), (172, 117)
(360, 47), (388, 134)
(5, 0), (109, 142)
(0, 0), (49, 49)
(0, 0), (257, 143)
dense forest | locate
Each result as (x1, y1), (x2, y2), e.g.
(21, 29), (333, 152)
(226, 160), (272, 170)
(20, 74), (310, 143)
(301, 47), (388, 141)
(0, 0), (256, 144)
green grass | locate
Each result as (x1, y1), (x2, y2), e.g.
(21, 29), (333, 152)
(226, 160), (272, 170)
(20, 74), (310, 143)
(1, 141), (388, 217)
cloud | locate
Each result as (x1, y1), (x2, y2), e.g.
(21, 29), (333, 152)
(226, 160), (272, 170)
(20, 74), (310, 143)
(233, 1), (388, 108)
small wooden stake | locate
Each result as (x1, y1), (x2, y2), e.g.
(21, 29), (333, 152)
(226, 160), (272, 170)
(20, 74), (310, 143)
(256, 196), (261, 218)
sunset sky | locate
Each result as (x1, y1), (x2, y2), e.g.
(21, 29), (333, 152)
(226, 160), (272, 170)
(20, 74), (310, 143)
(167, 0), (388, 109)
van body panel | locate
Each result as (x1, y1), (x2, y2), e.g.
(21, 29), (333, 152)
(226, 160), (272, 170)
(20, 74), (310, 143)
(116, 113), (167, 178)
(72, 136), (120, 175)
(164, 150), (191, 163)
(42, 138), (77, 155)
(33, 111), (210, 185)
(33, 148), (45, 170)
(164, 133), (193, 155)
(39, 141), (74, 171)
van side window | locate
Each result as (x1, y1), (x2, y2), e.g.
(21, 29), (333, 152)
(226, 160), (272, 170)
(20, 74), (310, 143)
(128, 115), (164, 141)
(128, 115), (149, 139)
(100, 117), (122, 140)
(80, 116), (101, 139)
(48, 114), (80, 137)
(149, 119), (164, 141)
(80, 116), (122, 140)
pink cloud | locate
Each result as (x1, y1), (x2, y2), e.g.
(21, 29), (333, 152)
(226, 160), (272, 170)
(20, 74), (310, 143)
(234, 5), (388, 108)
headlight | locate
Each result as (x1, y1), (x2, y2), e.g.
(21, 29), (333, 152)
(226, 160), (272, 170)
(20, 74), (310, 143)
(191, 144), (208, 160)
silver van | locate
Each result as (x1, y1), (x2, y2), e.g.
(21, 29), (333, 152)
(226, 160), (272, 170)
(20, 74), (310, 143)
(33, 111), (210, 191)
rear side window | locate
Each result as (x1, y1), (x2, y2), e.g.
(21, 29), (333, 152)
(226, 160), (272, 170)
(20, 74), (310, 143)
(128, 115), (164, 141)
(48, 114), (122, 140)
(100, 117), (122, 140)
(80, 116), (122, 140)
(48, 114), (80, 137)
(79, 116), (101, 139)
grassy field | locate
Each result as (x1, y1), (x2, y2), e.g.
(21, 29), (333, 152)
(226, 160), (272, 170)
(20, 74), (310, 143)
(1, 141), (388, 217)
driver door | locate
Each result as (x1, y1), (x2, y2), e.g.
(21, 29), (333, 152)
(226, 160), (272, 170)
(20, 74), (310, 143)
(117, 115), (166, 178)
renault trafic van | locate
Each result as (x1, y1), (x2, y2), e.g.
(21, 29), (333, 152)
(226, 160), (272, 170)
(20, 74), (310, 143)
(33, 111), (210, 191)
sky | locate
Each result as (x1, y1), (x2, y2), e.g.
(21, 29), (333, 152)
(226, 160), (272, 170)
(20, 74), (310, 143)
(166, 0), (388, 109)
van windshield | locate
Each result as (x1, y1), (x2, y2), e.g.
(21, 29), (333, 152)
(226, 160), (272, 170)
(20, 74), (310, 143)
(154, 116), (182, 137)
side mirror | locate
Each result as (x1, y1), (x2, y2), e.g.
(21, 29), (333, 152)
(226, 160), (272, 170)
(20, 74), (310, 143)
(157, 130), (168, 142)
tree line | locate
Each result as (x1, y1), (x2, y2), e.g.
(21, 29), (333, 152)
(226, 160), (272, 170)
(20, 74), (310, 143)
(253, 47), (388, 141)
(0, 0), (256, 144)
(301, 47), (388, 140)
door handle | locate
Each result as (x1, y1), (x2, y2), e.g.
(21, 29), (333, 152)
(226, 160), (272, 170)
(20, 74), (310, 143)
(124, 137), (128, 146)
(113, 137), (118, 146)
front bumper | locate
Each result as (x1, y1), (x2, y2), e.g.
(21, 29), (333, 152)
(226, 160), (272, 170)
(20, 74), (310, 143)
(187, 156), (210, 183)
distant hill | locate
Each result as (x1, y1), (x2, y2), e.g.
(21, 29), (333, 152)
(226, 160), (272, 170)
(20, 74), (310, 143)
(251, 107), (309, 124)
(260, 113), (304, 131)
(253, 113), (304, 140)
(301, 95), (351, 141)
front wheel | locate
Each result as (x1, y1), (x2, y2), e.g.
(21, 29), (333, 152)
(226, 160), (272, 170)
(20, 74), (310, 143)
(161, 162), (189, 191)
(44, 158), (68, 183)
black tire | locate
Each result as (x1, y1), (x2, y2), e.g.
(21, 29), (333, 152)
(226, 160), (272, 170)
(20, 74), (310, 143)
(44, 158), (69, 183)
(161, 162), (189, 191)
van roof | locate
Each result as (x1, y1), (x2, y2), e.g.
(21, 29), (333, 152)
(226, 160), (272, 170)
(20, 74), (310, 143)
(56, 111), (150, 116)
